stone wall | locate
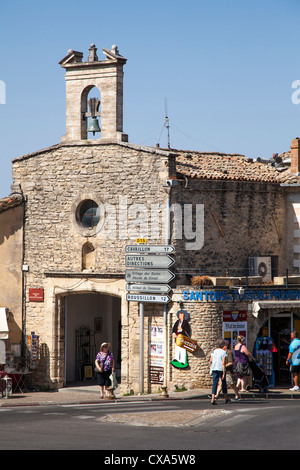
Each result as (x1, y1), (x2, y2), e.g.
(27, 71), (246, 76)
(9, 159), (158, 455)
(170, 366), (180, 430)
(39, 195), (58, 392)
(11, 142), (174, 387)
(10, 141), (288, 390)
(0, 204), (23, 345)
(171, 179), (286, 279)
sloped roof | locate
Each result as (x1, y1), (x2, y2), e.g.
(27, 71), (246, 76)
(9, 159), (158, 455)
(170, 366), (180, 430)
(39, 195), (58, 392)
(173, 150), (299, 184)
(0, 194), (23, 213)
(10, 140), (300, 185)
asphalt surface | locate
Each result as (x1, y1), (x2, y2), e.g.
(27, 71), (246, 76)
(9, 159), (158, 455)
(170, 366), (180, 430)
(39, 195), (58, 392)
(1, 383), (300, 408)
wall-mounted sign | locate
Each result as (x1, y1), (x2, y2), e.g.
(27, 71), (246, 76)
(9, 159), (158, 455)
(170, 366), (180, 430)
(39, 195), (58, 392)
(150, 324), (164, 384)
(182, 288), (300, 302)
(222, 310), (247, 347)
(29, 288), (44, 302)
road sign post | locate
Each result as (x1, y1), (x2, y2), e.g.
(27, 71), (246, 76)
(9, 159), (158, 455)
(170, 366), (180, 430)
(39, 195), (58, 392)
(125, 269), (175, 284)
(126, 283), (171, 294)
(125, 244), (176, 395)
(125, 245), (175, 254)
(126, 293), (170, 304)
(125, 254), (175, 269)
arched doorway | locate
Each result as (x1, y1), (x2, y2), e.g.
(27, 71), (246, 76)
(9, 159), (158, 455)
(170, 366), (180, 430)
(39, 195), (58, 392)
(63, 292), (121, 385)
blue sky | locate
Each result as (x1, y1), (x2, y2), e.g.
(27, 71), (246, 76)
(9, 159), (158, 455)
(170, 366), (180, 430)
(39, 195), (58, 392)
(0, 0), (300, 198)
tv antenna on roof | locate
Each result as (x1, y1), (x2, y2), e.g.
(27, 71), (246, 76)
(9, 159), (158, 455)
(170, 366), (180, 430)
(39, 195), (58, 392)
(164, 97), (170, 149)
(156, 97), (171, 149)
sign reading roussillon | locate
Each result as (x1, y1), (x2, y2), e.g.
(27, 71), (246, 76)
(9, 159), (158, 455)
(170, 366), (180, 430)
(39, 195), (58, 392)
(126, 293), (170, 304)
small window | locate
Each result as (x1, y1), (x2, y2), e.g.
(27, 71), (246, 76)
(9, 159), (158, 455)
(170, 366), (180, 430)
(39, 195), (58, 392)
(82, 242), (95, 270)
(78, 200), (100, 228)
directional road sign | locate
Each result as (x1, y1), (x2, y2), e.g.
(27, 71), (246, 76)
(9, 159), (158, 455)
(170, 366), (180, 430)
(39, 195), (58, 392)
(125, 269), (175, 284)
(126, 283), (171, 294)
(125, 254), (175, 269)
(126, 293), (170, 304)
(125, 245), (175, 254)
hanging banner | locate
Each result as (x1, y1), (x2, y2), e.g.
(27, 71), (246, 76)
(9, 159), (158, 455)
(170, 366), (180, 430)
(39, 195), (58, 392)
(222, 310), (247, 347)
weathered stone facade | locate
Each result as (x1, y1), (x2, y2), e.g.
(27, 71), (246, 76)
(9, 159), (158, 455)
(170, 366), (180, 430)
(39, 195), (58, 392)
(2, 44), (300, 393)
(0, 195), (23, 347)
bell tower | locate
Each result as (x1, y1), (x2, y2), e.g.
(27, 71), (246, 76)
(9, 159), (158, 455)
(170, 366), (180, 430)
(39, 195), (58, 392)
(59, 44), (128, 142)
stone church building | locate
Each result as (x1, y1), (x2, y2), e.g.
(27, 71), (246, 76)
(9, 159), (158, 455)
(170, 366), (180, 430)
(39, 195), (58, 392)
(1, 43), (300, 392)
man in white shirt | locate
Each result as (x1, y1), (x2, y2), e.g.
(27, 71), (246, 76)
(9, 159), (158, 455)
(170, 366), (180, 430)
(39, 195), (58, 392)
(286, 330), (300, 391)
(210, 338), (231, 405)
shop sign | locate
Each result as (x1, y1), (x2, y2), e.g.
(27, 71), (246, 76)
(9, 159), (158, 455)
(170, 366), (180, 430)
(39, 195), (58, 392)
(182, 288), (300, 302)
(222, 310), (248, 347)
(29, 288), (44, 302)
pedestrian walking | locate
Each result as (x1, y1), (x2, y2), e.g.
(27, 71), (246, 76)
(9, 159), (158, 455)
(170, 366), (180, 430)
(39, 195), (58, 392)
(210, 338), (231, 405)
(215, 340), (241, 400)
(234, 335), (254, 392)
(286, 330), (300, 391)
(95, 342), (115, 399)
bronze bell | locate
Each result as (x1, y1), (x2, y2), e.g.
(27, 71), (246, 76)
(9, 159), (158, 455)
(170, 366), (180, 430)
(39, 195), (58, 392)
(87, 117), (101, 135)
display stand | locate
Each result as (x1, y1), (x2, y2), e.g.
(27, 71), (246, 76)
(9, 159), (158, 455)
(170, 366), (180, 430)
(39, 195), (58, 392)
(75, 326), (96, 381)
(254, 337), (275, 387)
(25, 332), (39, 370)
(10, 372), (32, 393)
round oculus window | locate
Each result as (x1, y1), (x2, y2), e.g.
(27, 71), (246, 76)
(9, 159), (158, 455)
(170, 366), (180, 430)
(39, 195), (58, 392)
(77, 199), (100, 228)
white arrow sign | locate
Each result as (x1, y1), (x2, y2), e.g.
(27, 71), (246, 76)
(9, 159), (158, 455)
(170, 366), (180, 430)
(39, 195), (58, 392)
(125, 269), (175, 284)
(126, 283), (171, 294)
(125, 245), (175, 254)
(125, 254), (175, 269)
(126, 293), (170, 304)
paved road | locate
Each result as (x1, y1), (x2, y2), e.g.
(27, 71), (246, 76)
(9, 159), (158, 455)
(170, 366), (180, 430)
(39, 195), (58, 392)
(1, 398), (299, 451)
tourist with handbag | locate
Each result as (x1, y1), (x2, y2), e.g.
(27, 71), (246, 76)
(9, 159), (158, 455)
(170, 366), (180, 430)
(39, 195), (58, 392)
(234, 335), (254, 392)
(95, 342), (114, 399)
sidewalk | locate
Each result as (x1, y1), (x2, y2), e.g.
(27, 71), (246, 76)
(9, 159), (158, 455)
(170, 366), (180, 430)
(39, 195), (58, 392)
(1, 384), (300, 407)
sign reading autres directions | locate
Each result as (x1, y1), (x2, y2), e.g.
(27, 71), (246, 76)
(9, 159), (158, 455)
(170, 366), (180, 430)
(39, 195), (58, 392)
(125, 254), (175, 269)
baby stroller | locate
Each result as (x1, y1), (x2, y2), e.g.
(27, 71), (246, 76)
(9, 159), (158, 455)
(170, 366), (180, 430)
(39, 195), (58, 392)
(249, 360), (269, 393)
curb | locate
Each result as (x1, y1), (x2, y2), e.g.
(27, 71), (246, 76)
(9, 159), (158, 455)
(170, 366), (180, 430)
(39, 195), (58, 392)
(1, 387), (300, 408)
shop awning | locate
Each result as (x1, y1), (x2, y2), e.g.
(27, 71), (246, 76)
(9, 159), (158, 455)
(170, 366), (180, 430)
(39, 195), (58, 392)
(0, 308), (9, 339)
(252, 301), (300, 317)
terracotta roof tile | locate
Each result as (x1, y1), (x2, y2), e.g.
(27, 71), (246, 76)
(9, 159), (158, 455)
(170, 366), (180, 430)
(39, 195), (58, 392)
(173, 151), (296, 184)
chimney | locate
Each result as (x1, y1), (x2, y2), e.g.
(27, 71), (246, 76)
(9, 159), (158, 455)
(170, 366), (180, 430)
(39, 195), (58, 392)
(290, 138), (300, 173)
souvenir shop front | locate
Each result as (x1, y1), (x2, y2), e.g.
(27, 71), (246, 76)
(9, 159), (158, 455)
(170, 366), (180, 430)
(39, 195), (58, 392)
(251, 300), (300, 387)
(181, 286), (300, 388)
